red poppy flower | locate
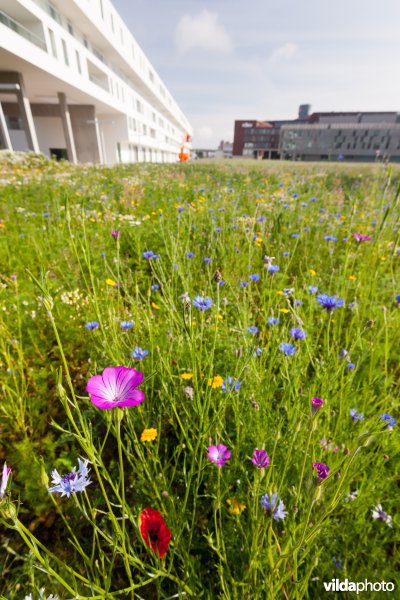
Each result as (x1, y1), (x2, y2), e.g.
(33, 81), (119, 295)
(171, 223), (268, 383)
(139, 507), (172, 558)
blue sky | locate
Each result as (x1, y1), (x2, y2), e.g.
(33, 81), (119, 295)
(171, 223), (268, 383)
(112, 0), (400, 147)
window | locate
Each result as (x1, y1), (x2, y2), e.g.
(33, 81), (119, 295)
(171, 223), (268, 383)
(143, 125), (147, 135)
(49, 3), (61, 24)
(61, 39), (69, 65)
(75, 50), (81, 74)
(48, 28), (57, 58)
(67, 22), (74, 36)
(99, 0), (104, 19)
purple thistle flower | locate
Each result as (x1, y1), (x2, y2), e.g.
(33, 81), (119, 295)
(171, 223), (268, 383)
(0, 463), (11, 499)
(86, 366), (145, 410)
(192, 295), (213, 310)
(207, 444), (231, 467)
(251, 449), (270, 468)
(111, 229), (120, 240)
(279, 342), (296, 356)
(352, 232), (372, 242)
(312, 461), (330, 480)
(260, 492), (287, 520)
(316, 294), (345, 312)
(289, 327), (306, 340)
(48, 458), (91, 498)
(312, 397), (324, 415)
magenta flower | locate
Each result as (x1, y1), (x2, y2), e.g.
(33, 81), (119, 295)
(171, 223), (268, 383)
(111, 229), (120, 240)
(251, 449), (270, 468)
(312, 461), (330, 480)
(86, 366), (145, 410)
(207, 444), (231, 467)
(311, 397), (324, 415)
(0, 463), (11, 499)
(352, 232), (371, 242)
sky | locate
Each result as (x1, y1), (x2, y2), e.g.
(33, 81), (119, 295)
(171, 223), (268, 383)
(112, 0), (400, 148)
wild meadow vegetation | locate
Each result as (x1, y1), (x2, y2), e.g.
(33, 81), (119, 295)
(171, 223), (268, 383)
(0, 152), (399, 599)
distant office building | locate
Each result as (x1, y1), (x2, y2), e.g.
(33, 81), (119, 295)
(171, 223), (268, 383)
(0, 0), (192, 164)
(233, 106), (400, 162)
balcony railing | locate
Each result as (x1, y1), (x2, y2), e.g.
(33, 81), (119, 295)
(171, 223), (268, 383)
(0, 10), (47, 52)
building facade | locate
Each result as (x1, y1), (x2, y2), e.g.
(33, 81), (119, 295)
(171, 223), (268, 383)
(233, 107), (400, 162)
(0, 0), (192, 164)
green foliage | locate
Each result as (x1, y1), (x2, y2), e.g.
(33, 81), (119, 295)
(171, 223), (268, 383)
(0, 157), (399, 598)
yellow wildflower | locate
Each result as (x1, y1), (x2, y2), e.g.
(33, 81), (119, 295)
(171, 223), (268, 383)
(208, 375), (223, 388)
(180, 373), (193, 380)
(140, 428), (157, 443)
(226, 498), (246, 516)
(151, 302), (160, 309)
(106, 278), (117, 287)
(308, 269), (317, 276)
(348, 275), (357, 281)
(279, 308), (290, 314)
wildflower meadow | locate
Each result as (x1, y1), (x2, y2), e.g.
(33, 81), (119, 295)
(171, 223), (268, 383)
(0, 152), (399, 599)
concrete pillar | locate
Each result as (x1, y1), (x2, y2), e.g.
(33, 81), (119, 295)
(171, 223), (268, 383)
(0, 101), (12, 150)
(58, 92), (77, 163)
(69, 105), (101, 163)
(15, 74), (40, 153)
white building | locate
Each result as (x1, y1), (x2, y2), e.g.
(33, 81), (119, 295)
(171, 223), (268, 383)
(0, 0), (192, 164)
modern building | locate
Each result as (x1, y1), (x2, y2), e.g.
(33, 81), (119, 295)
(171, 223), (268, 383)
(233, 106), (400, 162)
(0, 0), (192, 164)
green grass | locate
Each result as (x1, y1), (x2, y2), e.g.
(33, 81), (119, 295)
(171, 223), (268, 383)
(0, 153), (399, 599)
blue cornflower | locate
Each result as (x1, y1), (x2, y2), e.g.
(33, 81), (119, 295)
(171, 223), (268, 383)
(203, 257), (212, 263)
(177, 206), (184, 212)
(186, 252), (195, 258)
(257, 216), (266, 222)
(48, 459), (91, 498)
(350, 408), (364, 421)
(260, 492), (287, 521)
(151, 284), (160, 290)
(308, 285), (318, 294)
(395, 294), (400, 305)
(192, 296), (213, 310)
(279, 342), (296, 356)
(316, 294), (345, 312)
(247, 326), (259, 334)
(120, 320), (134, 329)
(268, 317), (279, 325)
(142, 250), (159, 259)
(324, 235), (338, 241)
(282, 251), (290, 256)
(380, 414), (396, 428)
(85, 321), (99, 330)
(130, 346), (149, 360)
(240, 281), (249, 288)
(249, 274), (260, 281)
(333, 557), (344, 570)
(221, 377), (241, 392)
(267, 265), (280, 273)
(253, 346), (263, 357)
(346, 362), (355, 370)
(289, 327), (306, 340)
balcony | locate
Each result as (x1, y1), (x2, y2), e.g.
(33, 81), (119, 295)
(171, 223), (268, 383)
(0, 9), (47, 52)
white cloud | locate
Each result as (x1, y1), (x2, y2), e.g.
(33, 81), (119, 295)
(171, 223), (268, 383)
(175, 10), (233, 54)
(268, 42), (299, 63)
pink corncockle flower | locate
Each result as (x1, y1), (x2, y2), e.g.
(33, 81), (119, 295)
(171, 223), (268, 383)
(251, 449), (270, 468)
(311, 397), (324, 415)
(207, 444), (231, 467)
(312, 461), (330, 480)
(0, 463), (11, 499)
(111, 229), (120, 240)
(86, 366), (145, 410)
(352, 233), (372, 242)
